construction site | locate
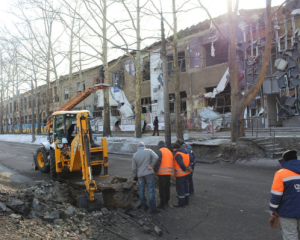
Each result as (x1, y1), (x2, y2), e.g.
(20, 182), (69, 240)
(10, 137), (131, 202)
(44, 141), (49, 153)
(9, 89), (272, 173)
(1, 0), (300, 239)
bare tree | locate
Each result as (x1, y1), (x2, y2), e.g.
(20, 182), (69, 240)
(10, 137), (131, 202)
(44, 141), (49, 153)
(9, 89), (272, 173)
(119, 0), (149, 138)
(195, 0), (272, 142)
(171, 0), (183, 141)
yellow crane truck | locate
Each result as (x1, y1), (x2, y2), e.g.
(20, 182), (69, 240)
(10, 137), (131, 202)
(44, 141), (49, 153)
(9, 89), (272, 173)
(32, 83), (109, 209)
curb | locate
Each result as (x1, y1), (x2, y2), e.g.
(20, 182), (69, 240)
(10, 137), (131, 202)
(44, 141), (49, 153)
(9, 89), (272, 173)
(108, 151), (132, 156)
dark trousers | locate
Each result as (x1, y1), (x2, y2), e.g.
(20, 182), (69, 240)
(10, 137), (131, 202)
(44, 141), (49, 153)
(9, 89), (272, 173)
(158, 175), (171, 205)
(176, 175), (189, 207)
(138, 174), (156, 211)
(188, 164), (195, 194)
(152, 125), (159, 136)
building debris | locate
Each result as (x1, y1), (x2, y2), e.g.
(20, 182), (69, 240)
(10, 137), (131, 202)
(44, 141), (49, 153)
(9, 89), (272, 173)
(0, 178), (168, 239)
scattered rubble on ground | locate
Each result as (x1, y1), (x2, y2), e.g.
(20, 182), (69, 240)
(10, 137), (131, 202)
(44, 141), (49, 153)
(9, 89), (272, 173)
(0, 175), (168, 240)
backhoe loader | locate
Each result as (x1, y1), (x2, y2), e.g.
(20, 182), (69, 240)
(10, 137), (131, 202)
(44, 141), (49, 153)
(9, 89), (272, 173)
(33, 83), (109, 209)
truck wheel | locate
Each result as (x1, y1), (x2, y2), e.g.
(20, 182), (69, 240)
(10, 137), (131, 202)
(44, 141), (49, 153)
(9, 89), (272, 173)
(49, 149), (57, 180)
(35, 147), (50, 173)
(92, 165), (102, 176)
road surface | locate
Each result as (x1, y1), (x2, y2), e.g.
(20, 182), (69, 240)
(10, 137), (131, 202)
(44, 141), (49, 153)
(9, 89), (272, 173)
(0, 141), (282, 239)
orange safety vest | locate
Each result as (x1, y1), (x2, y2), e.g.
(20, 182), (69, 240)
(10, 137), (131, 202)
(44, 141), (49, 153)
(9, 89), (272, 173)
(174, 151), (190, 177)
(157, 147), (173, 175)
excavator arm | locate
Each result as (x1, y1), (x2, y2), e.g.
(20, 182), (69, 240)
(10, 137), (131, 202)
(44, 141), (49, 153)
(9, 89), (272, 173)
(46, 83), (109, 131)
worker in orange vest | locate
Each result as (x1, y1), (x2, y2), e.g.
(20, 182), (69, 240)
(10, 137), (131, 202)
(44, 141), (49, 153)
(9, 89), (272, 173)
(154, 141), (174, 209)
(172, 143), (192, 208)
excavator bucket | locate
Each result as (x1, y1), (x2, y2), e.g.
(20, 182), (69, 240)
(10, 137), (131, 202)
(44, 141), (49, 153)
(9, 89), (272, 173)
(78, 192), (104, 211)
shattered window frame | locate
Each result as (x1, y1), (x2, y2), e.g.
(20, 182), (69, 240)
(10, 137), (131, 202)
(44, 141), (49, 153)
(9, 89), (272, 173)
(64, 87), (69, 100)
(141, 97), (152, 113)
(143, 60), (151, 81)
(111, 106), (120, 117)
(93, 106), (103, 118)
(203, 40), (228, 67)
(167, 51), (186, 76)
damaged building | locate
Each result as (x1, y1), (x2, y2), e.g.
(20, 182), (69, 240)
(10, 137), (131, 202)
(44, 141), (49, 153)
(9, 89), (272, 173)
(2, 2), (300, 133)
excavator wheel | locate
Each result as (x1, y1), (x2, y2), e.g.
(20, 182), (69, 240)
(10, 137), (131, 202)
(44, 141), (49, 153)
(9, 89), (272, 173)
(35, 147), (50, 173)
(78, 193), (104, 211)
(92, 164), (102, 176)
(49, 149), (57, 180)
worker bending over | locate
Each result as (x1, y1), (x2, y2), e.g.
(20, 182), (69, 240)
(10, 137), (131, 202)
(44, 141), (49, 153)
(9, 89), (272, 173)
(172, 143), (192, 208)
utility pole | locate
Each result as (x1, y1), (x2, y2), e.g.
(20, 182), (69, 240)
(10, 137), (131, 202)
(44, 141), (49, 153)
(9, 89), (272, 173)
(161, 12), (171, 148)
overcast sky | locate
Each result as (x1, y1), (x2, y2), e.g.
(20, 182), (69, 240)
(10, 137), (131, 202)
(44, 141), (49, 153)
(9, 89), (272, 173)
(0, 0), (286, 89)
(0, 0), (286, 31)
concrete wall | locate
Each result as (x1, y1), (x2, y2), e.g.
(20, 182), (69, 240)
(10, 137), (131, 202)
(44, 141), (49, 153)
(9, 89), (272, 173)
(275, 137), (300, 153)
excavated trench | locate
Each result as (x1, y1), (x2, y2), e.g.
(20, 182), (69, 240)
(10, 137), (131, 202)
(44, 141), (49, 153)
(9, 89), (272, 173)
(66, 177), (139, 210)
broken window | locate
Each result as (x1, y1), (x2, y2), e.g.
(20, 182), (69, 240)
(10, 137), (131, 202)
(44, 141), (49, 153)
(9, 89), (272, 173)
(169, 93), (175, 113)
(93, 107), (103, 117)
(143, 61), (150, 81)
(28, 98), (32, 109)
(77, 82), (82, 93)
(54, 87), (59, 102)
(112, 71), (125, 88)
(64, 87), (69, 100)
(141, 97), (152, 113)
(205, 86), (231, 114)
(24, 98), (27, 110)
(168, 92), (187, 114)
(122, 59), (135, 76)
(190, 37), (201, 68)
(14, 101), (17, 112)
(203, 40), (228, 67)
(111, 106), (120, 116)
(49, 88), (53, 100)
(167, 52), (186, 76)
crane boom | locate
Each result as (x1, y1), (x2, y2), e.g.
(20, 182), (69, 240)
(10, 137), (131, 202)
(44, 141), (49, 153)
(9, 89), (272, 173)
(46, 83), (109, 131)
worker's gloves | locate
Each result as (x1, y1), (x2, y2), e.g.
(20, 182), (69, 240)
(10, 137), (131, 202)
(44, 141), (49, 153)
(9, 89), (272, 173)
(186, 166), (193, 173)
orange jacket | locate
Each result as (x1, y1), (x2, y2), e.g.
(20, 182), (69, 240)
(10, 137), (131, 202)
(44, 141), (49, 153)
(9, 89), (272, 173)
(174, 151), (190, 177)
(269, 159), (300, 218)
(157, 147), (173, 175)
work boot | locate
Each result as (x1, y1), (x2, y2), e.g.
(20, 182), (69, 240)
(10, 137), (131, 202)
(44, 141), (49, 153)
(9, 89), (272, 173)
(156, 204), (166, 210)
(149, 209), (161, 214)
(173, 204), (185, 208)
(141, 205), (149, 211)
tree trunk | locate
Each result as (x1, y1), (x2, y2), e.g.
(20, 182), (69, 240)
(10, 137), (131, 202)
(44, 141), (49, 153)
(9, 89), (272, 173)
(161, 12), (171, 148)
(45, 23), (52, 118)
(31, 82), (36, 143)
(0, 54), (3, 134)
(102, 0), (111, 137)
(37, 94), (41, 135)
(135, 0), (142, 138)
(228, 0), (272, 142)
(172, 0), (183, 140)
(0, 91), (3, 134)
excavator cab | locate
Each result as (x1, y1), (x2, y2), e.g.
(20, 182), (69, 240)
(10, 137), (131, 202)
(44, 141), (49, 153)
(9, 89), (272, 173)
(53, 113), (77, 145)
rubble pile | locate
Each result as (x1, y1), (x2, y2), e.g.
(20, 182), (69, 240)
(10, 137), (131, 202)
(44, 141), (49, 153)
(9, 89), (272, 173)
(0, 177), (166, 239)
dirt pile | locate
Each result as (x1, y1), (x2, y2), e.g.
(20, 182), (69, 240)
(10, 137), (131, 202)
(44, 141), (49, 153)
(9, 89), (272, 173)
(0, 176), (166, 239)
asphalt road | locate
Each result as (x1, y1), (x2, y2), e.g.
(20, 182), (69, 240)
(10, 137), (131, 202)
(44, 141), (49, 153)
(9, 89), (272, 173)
(0, 141), (282, 240)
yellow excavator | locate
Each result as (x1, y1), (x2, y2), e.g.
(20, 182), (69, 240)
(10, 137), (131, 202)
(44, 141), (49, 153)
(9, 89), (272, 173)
(33, 83), (109, 209)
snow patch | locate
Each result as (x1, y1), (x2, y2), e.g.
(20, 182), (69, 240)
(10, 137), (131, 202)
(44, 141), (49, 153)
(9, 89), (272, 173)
(0, 134), (48, 145)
